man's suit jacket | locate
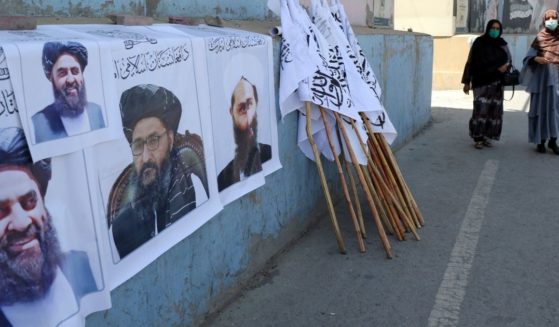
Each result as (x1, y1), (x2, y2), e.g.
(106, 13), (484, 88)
(32, 102), (106, 143)
(0, 250), (98, 327)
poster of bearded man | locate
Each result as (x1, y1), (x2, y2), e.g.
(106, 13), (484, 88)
(166, 25), (281, 205)
(0, 127), (110, 326)
(80, 25), (222, 289)
(4, 33), (122, 162)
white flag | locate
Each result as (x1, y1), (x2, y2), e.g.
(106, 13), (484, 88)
(277, 0), (317, 117)
(288, 0), (360, 119)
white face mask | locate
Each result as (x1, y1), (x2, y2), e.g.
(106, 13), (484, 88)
(545, 19), (558, 31)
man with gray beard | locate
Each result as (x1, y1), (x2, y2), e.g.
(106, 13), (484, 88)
(32, 41), (105, 144)
(218, 77), (271, 192)
(0, 127), (97, 326)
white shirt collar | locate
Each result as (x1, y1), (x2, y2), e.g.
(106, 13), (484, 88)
(60, 111), (91, 137)
(1, 267), (78, 326)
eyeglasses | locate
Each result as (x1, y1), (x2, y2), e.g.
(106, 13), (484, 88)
(130, 130), (167, 156)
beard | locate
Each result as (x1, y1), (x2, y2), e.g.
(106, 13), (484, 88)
(0, 212), (62, 305)
(133, 156), (172, 224)
(233, 116), (261, 177)
(52, 80), (87, 118)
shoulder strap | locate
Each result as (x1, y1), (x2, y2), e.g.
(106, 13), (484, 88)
(504, 85), (515, 101)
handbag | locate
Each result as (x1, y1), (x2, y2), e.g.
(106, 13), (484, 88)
(502, 65), (520, 86)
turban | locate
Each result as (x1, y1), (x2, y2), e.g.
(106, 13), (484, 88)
(42, 41), (88, 79)
(0, 127), (51, 196)
(120, 84), (182, 143)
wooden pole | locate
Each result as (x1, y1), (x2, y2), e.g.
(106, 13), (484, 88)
(348, 118), (420, 241)
(374, 132), (425, 226)
(343, 156), (366, 238)
(305, 102), (346, 254)
(366, 139), (406, 236)
(368, 135), (416, 229)
(318, 107), (365, 252)
(359, 112), (424, 228)
(365, 139), (406, 238)
(361, 162), (399, 238)
(333, 112), (392, 258)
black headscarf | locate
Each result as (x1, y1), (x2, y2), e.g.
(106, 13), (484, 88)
(466, 19), (509, 87)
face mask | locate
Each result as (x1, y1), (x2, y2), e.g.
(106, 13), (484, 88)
(545, 19), (558, 31)
(488, 28), (500, 38)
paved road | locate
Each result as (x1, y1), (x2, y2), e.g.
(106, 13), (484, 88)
(204, 89), (559, 327)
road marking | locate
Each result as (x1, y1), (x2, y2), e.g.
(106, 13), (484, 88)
(427, 160), (499, 327)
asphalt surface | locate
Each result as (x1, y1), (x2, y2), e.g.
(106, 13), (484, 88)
(203, 88), (559, 327)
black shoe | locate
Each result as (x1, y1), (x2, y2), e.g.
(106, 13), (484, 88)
(482, 139), (493, 147)
(548, 141), (559, 155)
(537, 143), (547, 153)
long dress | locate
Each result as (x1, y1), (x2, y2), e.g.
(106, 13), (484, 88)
(462, 34), (509, 142)
(520, 47), (559, 144)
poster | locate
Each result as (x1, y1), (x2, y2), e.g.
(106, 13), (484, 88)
(163, 24), (281, 205)
(372, 0), (394, 28)
(2, 26), (122, 162)
(65, 24), (222, 288)
(0, 45), (110, 326)
(456, 0), (469, 31)
(0, 22), (282, 320)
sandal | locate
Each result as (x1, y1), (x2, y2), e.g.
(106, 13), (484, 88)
(474, 141), (484, 149)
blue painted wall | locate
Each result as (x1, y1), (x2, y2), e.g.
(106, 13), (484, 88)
(84, 30), (432, 326)
(0, 0), (272, 18)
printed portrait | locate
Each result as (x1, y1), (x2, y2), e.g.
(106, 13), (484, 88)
(210, 51), (273, 193)
(106, 84), (209, 259)
(0, 127), (101, 326)
(33, 41), (106, 144)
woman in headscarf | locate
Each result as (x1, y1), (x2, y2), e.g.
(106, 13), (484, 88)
(462, 19), (511, 149)
(520, 9), (559, 154)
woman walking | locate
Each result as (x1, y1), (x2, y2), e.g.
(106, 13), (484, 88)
(462, 19), (511, 149)
(521, 9), (559, 154)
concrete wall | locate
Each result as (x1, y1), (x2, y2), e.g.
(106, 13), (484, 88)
(394, 0), (455, 36)
(433, 34), (533, 90)
(394, 0), (559, 36)
(0, 0), (393, 26)
(83, 28), (432, 326)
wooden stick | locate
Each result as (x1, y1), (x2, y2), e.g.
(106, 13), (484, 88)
(361, 162), (399, 238)
(335, 123), (366, 238)
(374, 132), (425, 226)
(343, 156), (366, 238)
(318, 107), (365, 252)
(368, 135), (415, 229)
(334, 112), (392, 258)
(348, 119), (420, 241)
(359, 112), (423, 228)
(305, 102), (346, 254)
(365, 139), (406, 237)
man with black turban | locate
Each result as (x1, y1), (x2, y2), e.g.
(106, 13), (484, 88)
(32, 41), (105, 143)
(0, 127), (97, 326)
(108, 84), (208, 259)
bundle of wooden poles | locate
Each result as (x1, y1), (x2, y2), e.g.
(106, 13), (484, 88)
(305, 102), (425, 258)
